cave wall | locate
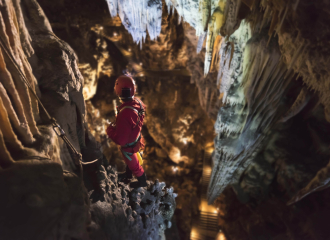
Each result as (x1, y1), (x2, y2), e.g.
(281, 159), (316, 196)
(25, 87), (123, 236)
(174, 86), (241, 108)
(0, 1), (177, 239)
(0, 0), (90, 238)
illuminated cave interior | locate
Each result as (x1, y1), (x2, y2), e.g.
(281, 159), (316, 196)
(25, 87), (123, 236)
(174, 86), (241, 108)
(1, 0), (330, 240)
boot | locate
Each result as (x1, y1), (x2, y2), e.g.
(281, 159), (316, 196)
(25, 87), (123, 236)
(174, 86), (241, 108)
(130, 173), (147, 188)
(118, 165), (132, 183)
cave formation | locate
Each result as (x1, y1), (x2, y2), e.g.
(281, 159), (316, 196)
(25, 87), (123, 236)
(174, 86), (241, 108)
(1, 0), (330, 240)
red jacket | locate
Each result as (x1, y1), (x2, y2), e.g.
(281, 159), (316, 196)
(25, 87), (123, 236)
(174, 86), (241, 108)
(106, 98), (146, 152)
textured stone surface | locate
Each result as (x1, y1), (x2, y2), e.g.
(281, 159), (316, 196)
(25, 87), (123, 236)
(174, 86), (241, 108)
(0, 160), (89, 240)
(0, 1), (177, 239)
(85, 164), (177, 240)
(21, 0), (87, 171)
(141, 75), (214, 164)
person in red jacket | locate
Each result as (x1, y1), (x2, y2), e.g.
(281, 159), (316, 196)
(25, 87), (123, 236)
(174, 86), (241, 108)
(106, 75), (147, 188)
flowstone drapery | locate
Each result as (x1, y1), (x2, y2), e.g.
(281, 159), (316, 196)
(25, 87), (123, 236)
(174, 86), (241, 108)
(0, 0), (40, 160)
(208, 25), (298, 202)
(206, 0), (330, 204)
(0, 0), (89, 239)
(165, 0), (227, 74)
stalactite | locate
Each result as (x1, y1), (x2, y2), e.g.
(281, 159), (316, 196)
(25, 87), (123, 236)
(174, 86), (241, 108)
(245, 0), (330, 110)
(218, 21), (251, 104)
(208, 27), (296, 203)
(106, 0), (162, 44)
(276, 5), (289, 34)
(220, 0), (241, 37)
(104, 0), (330, 115)
(210, 35), (222, 71)
(279, 87), (310, 123)
(197, 31), (207, 53)
(204, 3), (226, 74)
(164, 0), (204, 35)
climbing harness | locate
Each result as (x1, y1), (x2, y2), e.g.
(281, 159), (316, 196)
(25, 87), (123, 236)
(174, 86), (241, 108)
(118, 98), (145, 129)
(121, 150), (143, 165)
(0, 36), (96, 178)
(121, 133), (141, 162)
(118, 99), (145, 165)
(122, 134), (141, 149)
(121, 133), (144, 165)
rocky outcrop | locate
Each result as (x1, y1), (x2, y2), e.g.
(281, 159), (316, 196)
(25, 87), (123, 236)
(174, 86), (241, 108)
(21, 0), (86, 171)
(85, 164), (176, 240)
(0, 159), (89, 240)
(0, 0), (87, 237)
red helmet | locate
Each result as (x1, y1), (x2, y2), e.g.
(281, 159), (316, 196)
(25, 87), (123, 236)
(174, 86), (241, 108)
(114, 75), (136, 100)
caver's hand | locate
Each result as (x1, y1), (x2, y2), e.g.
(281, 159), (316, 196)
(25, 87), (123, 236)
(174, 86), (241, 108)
(106, 119), (116, 127)
(106, 122), (116, 138)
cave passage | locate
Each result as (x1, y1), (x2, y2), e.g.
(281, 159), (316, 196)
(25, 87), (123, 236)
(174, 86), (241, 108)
(1, 0), (330, 240)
